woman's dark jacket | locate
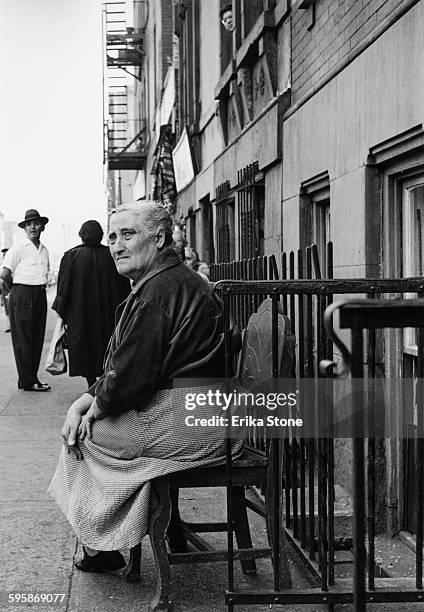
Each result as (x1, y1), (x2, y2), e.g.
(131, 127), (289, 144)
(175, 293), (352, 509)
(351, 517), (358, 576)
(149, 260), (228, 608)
(92, 248), (225, 417)
(52, 244), (130, 378)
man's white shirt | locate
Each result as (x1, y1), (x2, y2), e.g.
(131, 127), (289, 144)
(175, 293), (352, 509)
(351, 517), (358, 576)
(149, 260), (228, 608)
(3, 238), (49, 285)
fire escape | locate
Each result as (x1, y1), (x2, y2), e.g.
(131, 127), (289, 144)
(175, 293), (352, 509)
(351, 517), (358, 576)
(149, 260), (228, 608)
(103, 1), (148, 171)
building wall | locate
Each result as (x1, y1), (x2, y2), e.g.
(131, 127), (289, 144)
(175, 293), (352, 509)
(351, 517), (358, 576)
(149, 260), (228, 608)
(283, 0), (424, 272)
(283, 1), (424, 527)
(200, 113), (225, 171)
(161, 0), (173, 76)
(174, 0), (423, 276)
(195, 0), (224, 175)
(291, 0), (417, 102)
(198, 0), (221, 117)
(143, 0), (175, 199)
(264, 163), (283, 256)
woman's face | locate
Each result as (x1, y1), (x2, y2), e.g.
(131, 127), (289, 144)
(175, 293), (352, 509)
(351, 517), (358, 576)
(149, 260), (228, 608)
(108, 210), (157, 280)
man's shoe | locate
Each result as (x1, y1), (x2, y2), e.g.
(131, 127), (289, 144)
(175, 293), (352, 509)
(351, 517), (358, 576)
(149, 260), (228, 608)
(36, 381), (51, 390)
(74, 550), (126, 573)
(23, 382), (51, 392)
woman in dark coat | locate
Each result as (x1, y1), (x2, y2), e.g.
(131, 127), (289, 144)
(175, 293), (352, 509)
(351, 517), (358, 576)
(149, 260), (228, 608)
(49, 202), (244, 565)
(52, 220), (130, 387)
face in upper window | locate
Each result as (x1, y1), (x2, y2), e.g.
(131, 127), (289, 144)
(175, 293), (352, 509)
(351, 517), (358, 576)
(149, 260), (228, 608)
(108, 210), (161, 281)
(221, 9), (234, 32)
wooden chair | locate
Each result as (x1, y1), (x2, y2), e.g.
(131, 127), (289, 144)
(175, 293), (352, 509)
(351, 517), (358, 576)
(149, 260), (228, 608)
(126, 298), (295, 611)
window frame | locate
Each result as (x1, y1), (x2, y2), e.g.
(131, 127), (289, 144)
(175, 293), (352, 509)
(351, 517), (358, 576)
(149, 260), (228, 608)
(299, 171), (330, 276)
(367, 124), (424, 535)
(400, 179), (424, 354)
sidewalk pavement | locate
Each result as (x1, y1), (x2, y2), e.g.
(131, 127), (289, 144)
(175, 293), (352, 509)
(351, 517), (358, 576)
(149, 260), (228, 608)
(0, 291), (422, 612)
(0, 295), (305, 612)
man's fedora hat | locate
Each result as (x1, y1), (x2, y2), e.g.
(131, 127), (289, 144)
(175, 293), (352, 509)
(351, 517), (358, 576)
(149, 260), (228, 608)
(18, 209), (49, 228)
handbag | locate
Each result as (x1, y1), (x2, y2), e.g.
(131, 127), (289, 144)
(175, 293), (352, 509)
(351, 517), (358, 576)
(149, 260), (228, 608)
(45, 316), (68, 375)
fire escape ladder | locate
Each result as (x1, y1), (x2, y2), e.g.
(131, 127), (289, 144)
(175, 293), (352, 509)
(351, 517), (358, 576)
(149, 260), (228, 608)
(103, 1), (148, 171)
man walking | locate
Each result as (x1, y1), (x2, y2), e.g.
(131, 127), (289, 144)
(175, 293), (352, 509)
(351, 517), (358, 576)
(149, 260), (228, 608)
(0, 209), (51, 391)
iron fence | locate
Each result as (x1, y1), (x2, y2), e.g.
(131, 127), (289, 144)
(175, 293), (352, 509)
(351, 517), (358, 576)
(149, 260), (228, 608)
(214, 248), (424, 609)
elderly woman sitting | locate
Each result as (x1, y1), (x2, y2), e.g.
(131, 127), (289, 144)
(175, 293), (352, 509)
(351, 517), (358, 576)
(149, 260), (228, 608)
(48, 202), (242, 572)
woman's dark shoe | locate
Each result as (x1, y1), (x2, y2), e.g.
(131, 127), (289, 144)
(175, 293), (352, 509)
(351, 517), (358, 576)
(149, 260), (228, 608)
(74, 549), (126, 573)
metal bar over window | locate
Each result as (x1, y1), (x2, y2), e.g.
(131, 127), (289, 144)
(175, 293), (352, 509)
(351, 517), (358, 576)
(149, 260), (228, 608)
(237, 161), (264, 260)
(216, 181), (232, 263)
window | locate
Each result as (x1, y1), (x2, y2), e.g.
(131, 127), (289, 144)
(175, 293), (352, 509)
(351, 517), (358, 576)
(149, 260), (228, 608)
(220, 0), (233, 72)
(401, 179), (424, 535)
(234, 0), (264, 46)
(186, 208), (197, 251)
(312, 197), (330, 275)
(402, 180), (424, 352)
(299, 171), (330, 276)
(200, 195), (215, 264)
(215, 181), (235, 263)
(175, 0), (200, 133)
(237, 161), (264, 259)
(368, 125), (424, 350)
(241, 0), (264, 38)
(369, 124), (424, 536)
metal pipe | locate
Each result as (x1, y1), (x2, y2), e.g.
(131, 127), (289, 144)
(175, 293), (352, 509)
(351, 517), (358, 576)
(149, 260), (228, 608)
(367, 308), (376, 591)
(224, 291), (234, 597)
(416, 327), (424, 589)
(271, 295), (281, 590)
(327, 240), (335, 587)
(298, 249), (307, 550)
(351, 315), (366, 611)
(306, 247), (315, 561)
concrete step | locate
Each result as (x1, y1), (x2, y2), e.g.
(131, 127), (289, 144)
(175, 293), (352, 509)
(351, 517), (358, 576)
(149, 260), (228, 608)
(283, 484), (354, 539)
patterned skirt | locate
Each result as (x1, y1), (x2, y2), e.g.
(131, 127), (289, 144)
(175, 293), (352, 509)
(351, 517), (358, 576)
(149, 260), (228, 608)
(48, 387), (244, 550)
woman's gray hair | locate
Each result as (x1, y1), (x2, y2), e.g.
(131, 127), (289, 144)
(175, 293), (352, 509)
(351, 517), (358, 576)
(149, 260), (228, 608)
(110, 201), (174, 245)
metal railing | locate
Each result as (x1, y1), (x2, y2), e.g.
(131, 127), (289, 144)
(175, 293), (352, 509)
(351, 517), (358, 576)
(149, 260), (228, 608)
(217, 269), (424, 609)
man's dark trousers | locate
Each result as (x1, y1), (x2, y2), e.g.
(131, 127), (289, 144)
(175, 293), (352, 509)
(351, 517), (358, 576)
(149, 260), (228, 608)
(9, 284), (47, 388)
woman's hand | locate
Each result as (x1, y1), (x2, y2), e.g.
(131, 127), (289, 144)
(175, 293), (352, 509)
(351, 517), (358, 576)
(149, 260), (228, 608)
(61, 393), (93, 460)
(79, 398), (105, 442)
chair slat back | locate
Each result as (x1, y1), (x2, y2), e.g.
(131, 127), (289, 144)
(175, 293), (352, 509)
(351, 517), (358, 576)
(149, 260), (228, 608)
(236, 298), (295, 452)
